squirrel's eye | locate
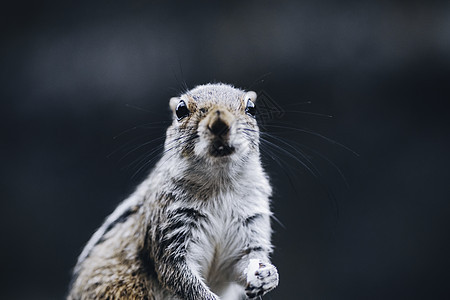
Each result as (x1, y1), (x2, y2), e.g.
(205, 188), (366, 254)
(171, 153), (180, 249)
(176, 100), (190, 120)
(245, 99), (256, 117)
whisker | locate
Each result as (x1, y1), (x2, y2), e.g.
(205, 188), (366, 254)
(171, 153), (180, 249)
(117, 136), (166, 163)
(129, 134), (199, 179)
(108, 131), (158, 158)
(270, 215), (286, 230)
(124, 104), (154, 114)
(247, 72), (272, 90)
(259, 135), (318, 178)
(113, 122), (166, 140)
(125, 133), (194, 169)
(123, 144), (164, 172)
(238, 122), (348, 192)
(257, 110), (333, 119)
(275, 101), (312, 107)
(259, 132), (340, 220)
(112, 121), (169, 140)
(289, 140), (350, 188)
(262, 124), (359, 156)
(121, 133), (193, 173)
(258, 141), (321, 208)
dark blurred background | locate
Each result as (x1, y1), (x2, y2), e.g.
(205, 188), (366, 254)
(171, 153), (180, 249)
(1, 0), (450, 299)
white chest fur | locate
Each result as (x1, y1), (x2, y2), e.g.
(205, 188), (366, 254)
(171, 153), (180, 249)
(186, 192), (263, 294)
(187, 194), (245, 292)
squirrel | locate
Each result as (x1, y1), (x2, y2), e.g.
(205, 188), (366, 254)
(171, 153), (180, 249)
(68, 83), (279, 300)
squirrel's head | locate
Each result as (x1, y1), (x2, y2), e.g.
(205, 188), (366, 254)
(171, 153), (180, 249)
(165, 83), (260, 165)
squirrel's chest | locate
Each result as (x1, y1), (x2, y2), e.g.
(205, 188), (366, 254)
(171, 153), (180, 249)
(186, 197), (246, 285)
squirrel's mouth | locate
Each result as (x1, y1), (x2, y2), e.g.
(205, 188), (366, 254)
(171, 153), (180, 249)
(209, 139), (235, 157)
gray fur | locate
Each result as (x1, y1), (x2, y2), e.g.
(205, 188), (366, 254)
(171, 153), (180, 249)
(68, 83), (279, 300)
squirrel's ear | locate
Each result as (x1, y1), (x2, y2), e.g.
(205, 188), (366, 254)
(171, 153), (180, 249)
(169, 97), (179, 112)
(244, 91), (258, 103)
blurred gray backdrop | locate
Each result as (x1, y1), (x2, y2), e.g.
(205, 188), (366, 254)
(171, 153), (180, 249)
(1, 0), (450, 299)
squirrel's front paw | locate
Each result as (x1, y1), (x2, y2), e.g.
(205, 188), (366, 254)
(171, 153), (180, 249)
(244, 259), (279, 299)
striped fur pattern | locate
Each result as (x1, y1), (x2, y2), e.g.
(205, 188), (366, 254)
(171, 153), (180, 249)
(68, 83), (278, 299)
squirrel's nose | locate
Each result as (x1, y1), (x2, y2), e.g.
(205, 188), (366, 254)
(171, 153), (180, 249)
(208, 110), (229, 137)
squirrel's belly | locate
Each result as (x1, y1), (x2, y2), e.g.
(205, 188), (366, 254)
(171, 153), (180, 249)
(187, 210), (244, 293)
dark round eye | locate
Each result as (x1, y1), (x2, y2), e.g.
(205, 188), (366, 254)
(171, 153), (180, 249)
(245, 99), (256, 117)
(176, 100), (190, 120)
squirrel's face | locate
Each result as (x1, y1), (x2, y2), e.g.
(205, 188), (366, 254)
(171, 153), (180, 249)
(165, 84), (260, 164)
